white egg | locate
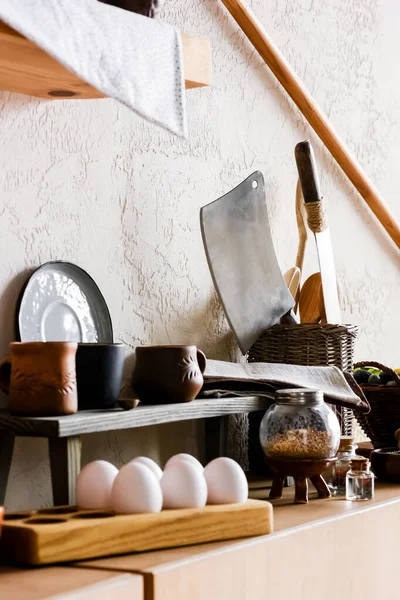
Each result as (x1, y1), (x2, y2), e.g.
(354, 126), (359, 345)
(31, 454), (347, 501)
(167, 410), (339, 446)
(164, 453), (203, 472)
(111, 463), (163, 514)
(204, 457), (248, 504)
(161, 461), (207, 509)
(76, 460), (118, 509)
(129, 456), (163, 481)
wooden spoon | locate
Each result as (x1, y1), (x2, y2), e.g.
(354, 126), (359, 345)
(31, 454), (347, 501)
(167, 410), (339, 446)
(294, 180), (308, 310)
(299, 273), (323, 323)
(283, 266), (301, 300)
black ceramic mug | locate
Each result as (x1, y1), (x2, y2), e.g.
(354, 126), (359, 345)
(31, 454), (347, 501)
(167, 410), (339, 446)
(76, 343), (125, 410)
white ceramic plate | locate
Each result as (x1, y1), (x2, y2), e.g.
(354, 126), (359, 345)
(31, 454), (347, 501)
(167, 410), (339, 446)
(17, 262), (113, 343)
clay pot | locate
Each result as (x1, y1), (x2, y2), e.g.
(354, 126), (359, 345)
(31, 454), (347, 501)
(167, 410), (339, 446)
(371, 448), (400, 483)
(132, 345), (207, 404)
(0, 342), (78, 416)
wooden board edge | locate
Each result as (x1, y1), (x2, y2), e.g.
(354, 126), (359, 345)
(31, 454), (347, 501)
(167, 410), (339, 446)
(0, 21), (211, 99)
(181, 34), (212, 88)
(1, 500), (272, 565)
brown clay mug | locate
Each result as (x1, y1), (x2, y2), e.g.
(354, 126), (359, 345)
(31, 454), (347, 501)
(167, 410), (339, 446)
(131, 345), (207, 404)
(0, 342), (78, 416)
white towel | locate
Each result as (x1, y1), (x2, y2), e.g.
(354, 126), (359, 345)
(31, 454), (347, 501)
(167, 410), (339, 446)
(0, 0), (187, 137)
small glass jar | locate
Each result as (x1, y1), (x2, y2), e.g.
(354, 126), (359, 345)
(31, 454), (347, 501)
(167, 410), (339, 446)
(346, 457), (374, 501)
(259, 389), (341, 460)
(324, 437), (358, 496)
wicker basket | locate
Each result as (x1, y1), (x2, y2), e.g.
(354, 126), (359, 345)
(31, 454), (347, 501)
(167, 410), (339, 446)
(248, 323), (358, 373)
(247, 323), (359, 473)
(353, 361), (400, 449)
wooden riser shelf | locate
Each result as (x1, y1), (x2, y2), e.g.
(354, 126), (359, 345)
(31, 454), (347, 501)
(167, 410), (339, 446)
(0, 23), (211, 99)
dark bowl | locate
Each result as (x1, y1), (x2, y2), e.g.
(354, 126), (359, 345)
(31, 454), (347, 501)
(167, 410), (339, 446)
(371, 448), (400, 483)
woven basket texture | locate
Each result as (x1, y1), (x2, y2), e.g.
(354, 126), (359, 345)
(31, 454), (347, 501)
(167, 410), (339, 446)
(248, 323), (359, 439)
(353, 361), (400, 448)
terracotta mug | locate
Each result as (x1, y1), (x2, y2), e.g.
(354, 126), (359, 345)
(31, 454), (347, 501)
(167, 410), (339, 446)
(0, 342), (78, 416)
(131, 345), (207, 404)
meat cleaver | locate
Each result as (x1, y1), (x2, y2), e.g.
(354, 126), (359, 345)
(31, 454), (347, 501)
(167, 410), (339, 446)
(200, 171), (294, 354)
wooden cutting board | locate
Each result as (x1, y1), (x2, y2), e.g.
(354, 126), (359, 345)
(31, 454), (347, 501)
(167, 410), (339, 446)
(0, 500), (273, 565)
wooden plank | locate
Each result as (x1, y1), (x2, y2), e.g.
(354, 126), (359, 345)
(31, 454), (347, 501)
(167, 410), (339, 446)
(1, 500), (272, 565)
(49, 436), (82, 505)
(181, 33), (212, 89)
(0, 22), (211, 99)
(0, 432), (14, 504)
(0, 565), (143, 600)
(0, 397), (270, 438)
(75, 484), (400, 600)
(204, 415), (229, 463)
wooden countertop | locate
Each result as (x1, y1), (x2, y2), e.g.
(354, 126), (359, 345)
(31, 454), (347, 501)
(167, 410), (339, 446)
(3, 484), (400, 599)
(73, 483), (400, 572)
(262, 480), (400, 532)
(74, 483), (400, 600)
(0, 565), (143, 599)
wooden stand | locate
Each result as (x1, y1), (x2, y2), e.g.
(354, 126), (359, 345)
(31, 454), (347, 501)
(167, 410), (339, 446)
(266, 457), (336, 504)
(0, 397), (270, 505)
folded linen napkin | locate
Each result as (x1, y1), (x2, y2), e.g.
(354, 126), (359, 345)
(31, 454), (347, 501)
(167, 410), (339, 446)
(0, 0), (187, 136)
(202, 360), (369, 413)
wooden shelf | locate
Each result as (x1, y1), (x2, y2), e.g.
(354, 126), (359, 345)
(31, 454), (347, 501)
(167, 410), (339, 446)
(0, 22), (211, 99)
(0, 397), (270, 506)
(0, 397), (270, 438)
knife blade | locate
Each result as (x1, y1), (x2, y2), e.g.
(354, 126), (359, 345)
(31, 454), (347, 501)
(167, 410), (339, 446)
(295, 140), (341, 324)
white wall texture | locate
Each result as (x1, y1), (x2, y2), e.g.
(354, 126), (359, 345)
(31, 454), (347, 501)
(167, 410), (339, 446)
(2, 0), (399, 509)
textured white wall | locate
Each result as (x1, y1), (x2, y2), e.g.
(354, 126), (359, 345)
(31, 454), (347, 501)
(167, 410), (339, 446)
(2, 0), (399, 509)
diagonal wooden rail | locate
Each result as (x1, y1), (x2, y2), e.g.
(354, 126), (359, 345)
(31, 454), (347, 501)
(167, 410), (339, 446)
(220, 0), (400, 250)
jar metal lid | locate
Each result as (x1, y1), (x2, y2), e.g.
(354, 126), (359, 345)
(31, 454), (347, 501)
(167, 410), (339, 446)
(275, 388), (324, 405)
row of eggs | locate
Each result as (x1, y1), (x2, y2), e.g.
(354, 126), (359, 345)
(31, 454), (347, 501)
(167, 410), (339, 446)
(76, 453), (248, 514)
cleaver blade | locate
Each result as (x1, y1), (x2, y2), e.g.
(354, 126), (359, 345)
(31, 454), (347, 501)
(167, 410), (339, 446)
(200, 171), (294, 354)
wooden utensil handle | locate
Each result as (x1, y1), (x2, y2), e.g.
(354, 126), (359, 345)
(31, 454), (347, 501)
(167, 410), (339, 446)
(295, 141), (328, 234)
(220, 0), (400, 249)
(295, 141), (321, 204)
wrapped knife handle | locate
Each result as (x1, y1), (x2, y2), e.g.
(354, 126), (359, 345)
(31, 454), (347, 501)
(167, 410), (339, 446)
(295, 140), (327, 233)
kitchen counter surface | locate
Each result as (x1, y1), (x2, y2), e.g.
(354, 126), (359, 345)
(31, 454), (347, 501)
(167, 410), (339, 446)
(2, 483), (400, 599)
(76, 483), (400, 599)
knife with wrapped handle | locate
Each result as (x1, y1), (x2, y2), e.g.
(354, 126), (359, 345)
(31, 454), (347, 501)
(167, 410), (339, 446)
(295, 140), (341, 324)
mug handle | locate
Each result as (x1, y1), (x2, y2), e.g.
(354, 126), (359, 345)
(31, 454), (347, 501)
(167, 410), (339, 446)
(196, 349), (207, 374)
(0, 355), (12, 395)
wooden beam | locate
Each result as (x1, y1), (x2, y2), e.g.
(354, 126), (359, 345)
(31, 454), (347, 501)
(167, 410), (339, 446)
(0, 22), (211, 99)
(0, 397), (271, 438)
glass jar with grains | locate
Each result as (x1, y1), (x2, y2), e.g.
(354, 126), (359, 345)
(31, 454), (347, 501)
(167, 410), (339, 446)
(259, 389), (340, 460)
